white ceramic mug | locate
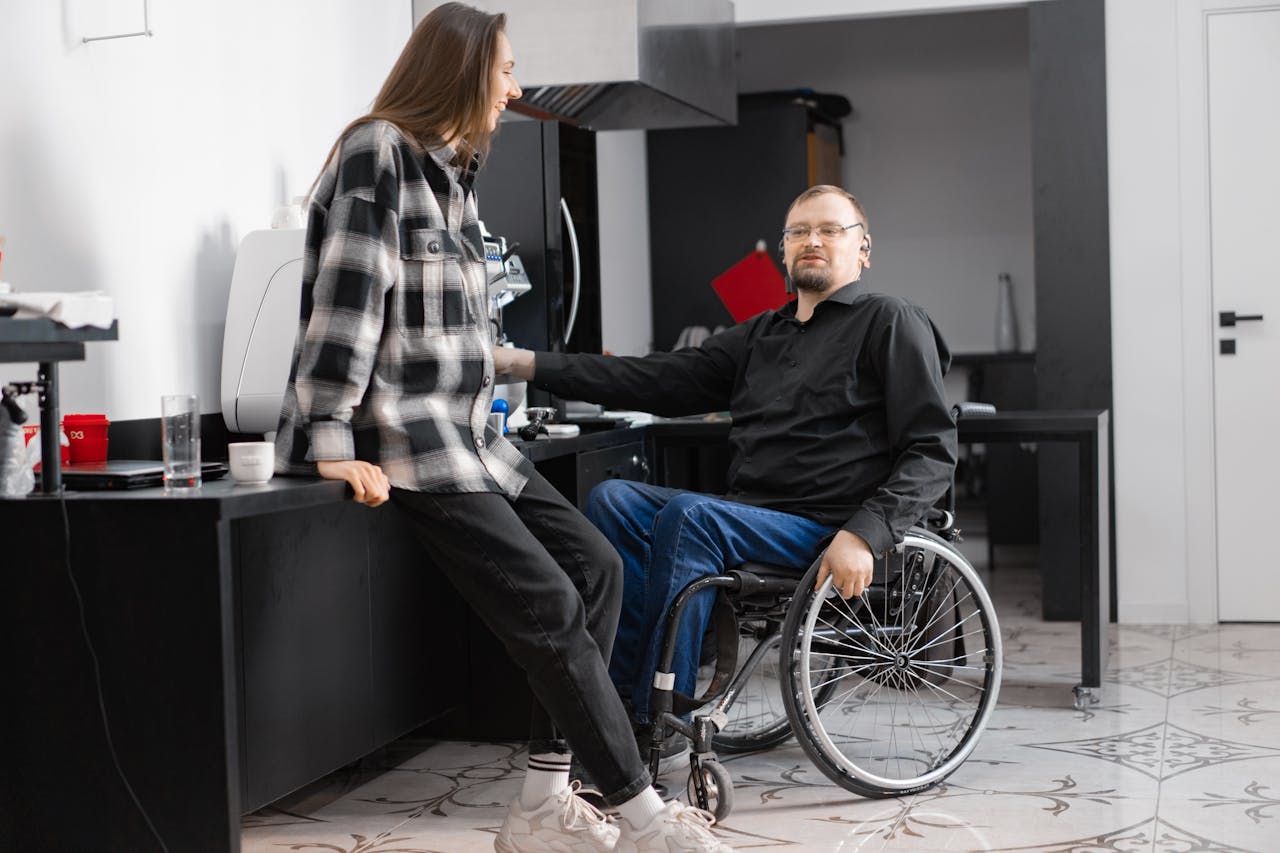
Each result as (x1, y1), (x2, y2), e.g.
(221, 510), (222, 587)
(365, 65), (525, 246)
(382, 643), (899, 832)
(228, 441), (275, 484)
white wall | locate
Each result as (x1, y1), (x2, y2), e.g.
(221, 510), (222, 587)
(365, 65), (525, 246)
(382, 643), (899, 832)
(735, 9), (1036, 354)
(1105, 0), (1214, 623)
(0, 1), (409, 421)
(595, 130), (654, 356)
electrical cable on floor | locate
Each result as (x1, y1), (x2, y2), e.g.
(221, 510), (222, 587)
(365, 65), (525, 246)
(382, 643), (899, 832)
(59, 490), (171, 853)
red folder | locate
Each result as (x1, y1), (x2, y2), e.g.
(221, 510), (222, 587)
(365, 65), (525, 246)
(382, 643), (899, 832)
(711, 250), (790, 323)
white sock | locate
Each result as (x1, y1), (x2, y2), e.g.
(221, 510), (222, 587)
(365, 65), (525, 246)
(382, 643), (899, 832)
(521, 752), (571, 810)
(615, 786), (667, 828)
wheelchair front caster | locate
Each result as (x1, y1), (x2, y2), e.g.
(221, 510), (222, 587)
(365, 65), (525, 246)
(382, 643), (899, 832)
(687, 756), (733, 823)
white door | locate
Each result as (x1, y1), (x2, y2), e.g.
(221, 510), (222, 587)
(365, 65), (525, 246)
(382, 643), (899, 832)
(1208, 7), (1280, 620)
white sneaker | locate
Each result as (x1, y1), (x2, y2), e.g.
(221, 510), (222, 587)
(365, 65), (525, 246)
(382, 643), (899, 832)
(495, 781), (620, 853)
(616, 801), (734, 852)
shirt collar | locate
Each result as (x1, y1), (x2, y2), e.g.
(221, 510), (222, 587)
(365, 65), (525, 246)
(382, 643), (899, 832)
(776, 280), (864, 320)
(426, 142), (480, 191)
(824, 280), (864, 305)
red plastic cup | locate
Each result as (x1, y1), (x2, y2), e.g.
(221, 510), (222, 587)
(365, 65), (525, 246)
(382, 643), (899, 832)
(63, 413), (110, 463)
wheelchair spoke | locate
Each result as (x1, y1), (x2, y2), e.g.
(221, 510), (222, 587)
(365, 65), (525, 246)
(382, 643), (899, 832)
(905, 573), (970, 646)
(812, 613), (897, 660)
(913, 667), (982, 707)
(907, 618), (988, 658)
(850, 590), (899, 660)
(808, 658), (883, 692)
(832, 592), (898, 660)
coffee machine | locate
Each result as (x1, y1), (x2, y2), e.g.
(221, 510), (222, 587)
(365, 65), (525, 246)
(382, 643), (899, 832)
(481, 224), (534, 426)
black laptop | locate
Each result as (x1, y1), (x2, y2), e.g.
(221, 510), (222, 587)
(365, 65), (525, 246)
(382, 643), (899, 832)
(61, 459), (230, 491)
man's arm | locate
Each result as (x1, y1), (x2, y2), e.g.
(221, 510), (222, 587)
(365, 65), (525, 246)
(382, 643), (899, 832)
(493, 322), (751, 416)
(845, 304), (958, 556)
(493, 347), (536, 380)
(815, 305), (955, 600)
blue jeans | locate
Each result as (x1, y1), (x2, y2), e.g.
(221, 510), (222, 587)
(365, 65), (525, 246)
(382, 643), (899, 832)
(584, 479), (836, 722)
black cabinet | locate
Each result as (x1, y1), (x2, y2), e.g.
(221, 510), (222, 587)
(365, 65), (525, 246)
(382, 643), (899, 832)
(646, 95), (843, 351)
(2, 429), (651, 850)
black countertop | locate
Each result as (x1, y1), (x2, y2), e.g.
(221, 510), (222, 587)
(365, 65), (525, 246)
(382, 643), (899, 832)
(6, 425), (651, 516)
(4, 412), (1106, 515)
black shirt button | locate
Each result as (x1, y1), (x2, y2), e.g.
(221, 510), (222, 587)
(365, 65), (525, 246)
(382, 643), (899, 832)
(428, 240), (442, 253)
(482, 375), (492, 387)
(789, 360), (797, 367)
(744, 456), (752, 462)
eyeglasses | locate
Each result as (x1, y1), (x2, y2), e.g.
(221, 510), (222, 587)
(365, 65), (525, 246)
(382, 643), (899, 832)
(781, 222), (865, 243)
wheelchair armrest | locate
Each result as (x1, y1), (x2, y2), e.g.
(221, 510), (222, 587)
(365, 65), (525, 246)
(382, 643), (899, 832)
(952, 401), (997, 419)
(727, 562), (806, 598)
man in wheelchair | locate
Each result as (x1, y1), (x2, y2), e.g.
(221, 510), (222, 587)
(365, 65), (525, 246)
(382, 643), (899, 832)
(496, 183), (957, 724)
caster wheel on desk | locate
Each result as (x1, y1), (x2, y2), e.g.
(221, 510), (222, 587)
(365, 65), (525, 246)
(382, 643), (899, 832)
(1073, 685), (1101, 710)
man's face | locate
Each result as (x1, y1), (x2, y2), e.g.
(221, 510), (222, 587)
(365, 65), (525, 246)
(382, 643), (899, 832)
(782, 194), (869, 294)
(488, 32), (521, 132)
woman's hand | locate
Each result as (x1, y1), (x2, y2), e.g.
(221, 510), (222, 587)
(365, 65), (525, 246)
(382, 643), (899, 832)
(316, 460), (390, 507)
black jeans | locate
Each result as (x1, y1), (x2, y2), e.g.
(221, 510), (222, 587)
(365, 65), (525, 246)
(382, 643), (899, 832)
(391, 469), (651, 806)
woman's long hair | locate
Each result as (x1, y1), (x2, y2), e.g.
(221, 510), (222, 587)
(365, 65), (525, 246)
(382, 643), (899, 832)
(316, 3), (506, 185)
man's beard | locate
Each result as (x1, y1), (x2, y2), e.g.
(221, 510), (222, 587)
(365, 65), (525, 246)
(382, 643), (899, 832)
(789, 264), (831, 293)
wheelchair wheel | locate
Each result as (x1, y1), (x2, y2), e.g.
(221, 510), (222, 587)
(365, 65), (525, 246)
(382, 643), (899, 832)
(712, 620), (839, 754)
(686, 757), (734, 823)
(780, 530), (1001, 798)
(710, 623), (791, 752)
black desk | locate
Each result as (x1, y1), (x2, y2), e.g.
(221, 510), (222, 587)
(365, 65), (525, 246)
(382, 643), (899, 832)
(956, 410), (1111, 709)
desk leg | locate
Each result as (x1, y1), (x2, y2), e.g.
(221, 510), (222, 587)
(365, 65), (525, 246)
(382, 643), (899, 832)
(1074, 419), (1110, 709)
(38, 360), (60, 494)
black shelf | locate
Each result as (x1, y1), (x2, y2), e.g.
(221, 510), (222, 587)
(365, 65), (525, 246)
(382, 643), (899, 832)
(0, 318), (118, 362)
(0, 318), (119, 492)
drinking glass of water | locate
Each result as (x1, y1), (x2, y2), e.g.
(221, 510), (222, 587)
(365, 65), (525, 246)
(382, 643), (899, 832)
(161, 394), (201, 491)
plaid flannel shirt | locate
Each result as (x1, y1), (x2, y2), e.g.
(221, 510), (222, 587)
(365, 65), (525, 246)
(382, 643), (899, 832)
(275, 120), (530, 498)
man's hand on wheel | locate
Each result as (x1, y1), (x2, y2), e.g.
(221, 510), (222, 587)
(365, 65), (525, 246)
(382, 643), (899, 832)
(815, 530), (875, 599)
(316, 460), (390, 507)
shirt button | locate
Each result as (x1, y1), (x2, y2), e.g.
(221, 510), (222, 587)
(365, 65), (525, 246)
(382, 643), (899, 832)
(428, 240), (441, 253)
(482, 375), (492, 387)
(474, 436), (485, 449)
(789, 360), (797, 367)
(744, 456), (752, 463)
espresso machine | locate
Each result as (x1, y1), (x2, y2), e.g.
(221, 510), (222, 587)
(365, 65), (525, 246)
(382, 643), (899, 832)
(481, 224), (535, 429)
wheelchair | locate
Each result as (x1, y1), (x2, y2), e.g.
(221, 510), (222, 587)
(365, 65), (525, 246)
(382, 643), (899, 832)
(640, 510), (1003, 822)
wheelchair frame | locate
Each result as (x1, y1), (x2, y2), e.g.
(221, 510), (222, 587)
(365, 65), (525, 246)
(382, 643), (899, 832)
(641, 515), (1003, 820)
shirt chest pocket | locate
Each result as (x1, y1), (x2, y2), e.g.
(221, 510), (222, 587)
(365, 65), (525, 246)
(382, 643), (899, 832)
(400, 227), (477, 334)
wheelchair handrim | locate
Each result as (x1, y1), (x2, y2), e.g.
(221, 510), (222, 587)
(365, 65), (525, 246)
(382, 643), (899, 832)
(796, 535), (1002, 792)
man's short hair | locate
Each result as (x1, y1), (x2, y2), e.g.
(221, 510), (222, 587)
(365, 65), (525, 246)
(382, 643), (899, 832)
(786, 185), (869, 230)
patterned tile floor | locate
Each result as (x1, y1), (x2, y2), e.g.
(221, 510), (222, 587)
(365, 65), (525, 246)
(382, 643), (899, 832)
(242, 537), (1280, 853)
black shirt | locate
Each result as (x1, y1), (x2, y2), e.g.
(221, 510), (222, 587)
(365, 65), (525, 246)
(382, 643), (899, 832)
(534, 281), (957, 556)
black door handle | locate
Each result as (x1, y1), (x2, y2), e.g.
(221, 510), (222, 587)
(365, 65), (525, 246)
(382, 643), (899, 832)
(1220, 311), (1265, 327)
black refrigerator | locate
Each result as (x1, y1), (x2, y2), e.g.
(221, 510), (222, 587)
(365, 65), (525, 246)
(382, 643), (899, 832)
(474, 119), (602, 386)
